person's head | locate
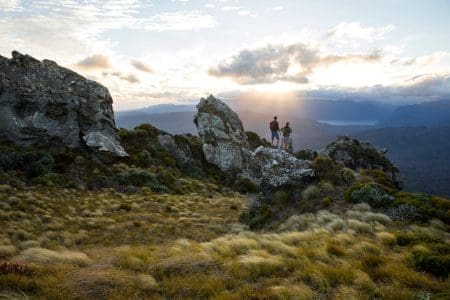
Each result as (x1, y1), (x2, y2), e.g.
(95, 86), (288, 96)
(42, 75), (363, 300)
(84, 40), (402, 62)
(286, 122), (290, 126)
(274, 116), (277, 120)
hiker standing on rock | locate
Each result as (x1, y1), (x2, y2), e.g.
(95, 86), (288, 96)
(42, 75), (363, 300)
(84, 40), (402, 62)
(281, 122), (292, 151)
(270, 116), (281, 148)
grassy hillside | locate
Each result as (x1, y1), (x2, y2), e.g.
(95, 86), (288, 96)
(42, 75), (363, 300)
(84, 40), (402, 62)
(1, 184), (449, 299)
(1, 127), (449, 299)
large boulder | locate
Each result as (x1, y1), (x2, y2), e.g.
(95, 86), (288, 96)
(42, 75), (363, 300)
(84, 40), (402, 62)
(194, 95), (250, 171)
(0, 51), (127, 157)
(194, 95), (314, 189)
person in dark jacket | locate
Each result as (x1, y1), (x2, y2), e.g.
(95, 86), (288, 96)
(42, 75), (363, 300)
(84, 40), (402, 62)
(269, 116), (281, 148)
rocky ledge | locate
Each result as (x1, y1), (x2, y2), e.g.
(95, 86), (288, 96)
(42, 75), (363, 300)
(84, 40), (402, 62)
(0, 51), (127, 157)
(194, 95), (314, 190)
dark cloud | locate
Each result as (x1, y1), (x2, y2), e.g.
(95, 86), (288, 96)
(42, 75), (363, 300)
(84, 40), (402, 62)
(209, 43), (381, 84)
(77, 54), (111, 69)
(218, 74), (450, 105)
(131, 60), (153, 73)
(305, 74), (450, 103)
(122, 74), (140, 83)
(102, 71), (140, 83)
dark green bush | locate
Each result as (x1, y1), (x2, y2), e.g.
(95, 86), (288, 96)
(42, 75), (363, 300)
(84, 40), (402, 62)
(393, 192), (444, 222)
(114, 169), (158, 189)
(311, 156), (343, 184)
(23, 151), (55, 178)
(234, 177), (258, 193)
(294, 149), (317, 161)
(344, 183), (394, 208)
(135, 150), (153, 168)
(245, 131), (270, 150)
(394, 231), (442, 246)
(409, 243), (450, 278)
(247, 205), (271, 230)
(362, 169), (396, 189)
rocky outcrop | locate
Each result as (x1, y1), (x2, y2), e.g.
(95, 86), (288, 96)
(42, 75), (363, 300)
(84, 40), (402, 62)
(157, 134), (197, 168)
(0, 51), (127, 157)
(194, 95), (250, 172)
(194, 95), (314, 189)
(322, 136), (400, 187)
(253, 146), (314, 188)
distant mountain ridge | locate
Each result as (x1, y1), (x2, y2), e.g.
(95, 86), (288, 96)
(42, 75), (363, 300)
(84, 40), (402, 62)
(380, 99), (450, 127)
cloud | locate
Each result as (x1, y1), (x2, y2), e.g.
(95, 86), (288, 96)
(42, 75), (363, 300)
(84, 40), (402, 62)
(0, 0), (22, 12)
(327, 22), (395, 43)
(221, 6), (240, 11)
(103, 71), (140, 83)
(272, 6), (283, 11)
(121, 73), (140, 83)
(209, 43), (381, 84)
(131, 60), (153, 73)
(304, 74), (450, 103)
(137, 11), (216, 31)
(77, 54), (111, 69)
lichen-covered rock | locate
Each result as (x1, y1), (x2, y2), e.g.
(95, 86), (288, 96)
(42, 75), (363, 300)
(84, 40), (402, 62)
(0, 51), (127, 157)
(194, 95), (314, 190)
(323, 136), (400, 187)
(194, 95), (250, 171)
(253, 146), (314, 188)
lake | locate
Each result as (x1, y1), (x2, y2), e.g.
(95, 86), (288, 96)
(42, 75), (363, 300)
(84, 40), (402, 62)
(318, 120), (378, 126)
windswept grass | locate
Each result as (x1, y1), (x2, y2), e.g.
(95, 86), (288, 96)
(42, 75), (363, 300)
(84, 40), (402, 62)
(0, 184), (448, 298)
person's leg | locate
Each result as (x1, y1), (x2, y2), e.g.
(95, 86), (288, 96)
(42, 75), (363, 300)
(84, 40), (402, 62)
(271, 131), (275, 146)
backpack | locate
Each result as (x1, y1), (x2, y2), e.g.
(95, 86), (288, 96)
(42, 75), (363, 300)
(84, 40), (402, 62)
(270, 120), (278, 131)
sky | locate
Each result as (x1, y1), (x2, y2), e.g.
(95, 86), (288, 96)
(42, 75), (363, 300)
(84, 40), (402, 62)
(1, 0), (450, 110)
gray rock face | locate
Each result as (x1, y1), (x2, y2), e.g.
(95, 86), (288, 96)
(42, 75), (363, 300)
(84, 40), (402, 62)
(252, 146), (314, 188)
(0, 51), (127, 157)
(194, 95), (314, 189)
(157, 134), (196, 167)
(323, 136), (400, 187)
(194, 95), (250, 171)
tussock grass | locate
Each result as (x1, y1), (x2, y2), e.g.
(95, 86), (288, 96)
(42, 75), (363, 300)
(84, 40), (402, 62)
(1, 186), (448, 298)
(19, 248), (91, 266)
(0, 245), (17, 258)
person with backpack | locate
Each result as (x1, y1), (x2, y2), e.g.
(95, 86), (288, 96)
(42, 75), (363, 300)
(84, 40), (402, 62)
(269, 116), (281, 148)
(281, 122), (292, 151)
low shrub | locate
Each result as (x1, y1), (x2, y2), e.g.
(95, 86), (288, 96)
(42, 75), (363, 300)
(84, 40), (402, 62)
(409, 243), (450, 278)
(393, 192), (449, 223)
(234, 177), (258, 193)
(294, 149), (318, 161)
(344, 183), (394, 208)
(310, 156), (343, 185)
